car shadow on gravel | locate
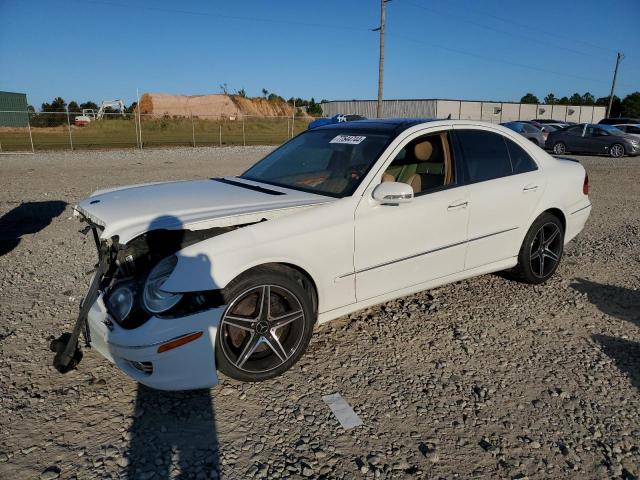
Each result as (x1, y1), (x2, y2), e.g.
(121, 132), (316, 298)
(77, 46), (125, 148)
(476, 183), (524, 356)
(571, 278), (640, 391)
(126, 385), (221, 479)
(0, 200), (67, 255)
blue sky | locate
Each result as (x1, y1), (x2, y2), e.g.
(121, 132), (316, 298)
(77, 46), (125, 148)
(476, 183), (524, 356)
(1, 0), (639, 109)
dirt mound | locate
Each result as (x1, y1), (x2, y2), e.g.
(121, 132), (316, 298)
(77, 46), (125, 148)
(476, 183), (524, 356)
(139, 93), (305, 118)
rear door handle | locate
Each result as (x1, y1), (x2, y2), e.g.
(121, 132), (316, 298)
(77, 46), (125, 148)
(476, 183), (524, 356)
(447, 200), (468, 211)
(523, 184), (539, 192)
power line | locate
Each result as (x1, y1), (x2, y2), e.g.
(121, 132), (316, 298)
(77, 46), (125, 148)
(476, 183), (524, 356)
(404, 0), (614, 63)
(448, 3), (621, 56)
(388, 32), (625, 87)
(70, 0), (372, 32)
(60, 0), (637, 91)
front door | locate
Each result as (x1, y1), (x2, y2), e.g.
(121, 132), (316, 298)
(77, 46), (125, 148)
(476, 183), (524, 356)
(354, 129), (469, 301)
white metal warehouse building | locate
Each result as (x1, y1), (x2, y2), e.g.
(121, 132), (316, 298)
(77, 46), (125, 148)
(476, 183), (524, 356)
(320, 99), (606, 124)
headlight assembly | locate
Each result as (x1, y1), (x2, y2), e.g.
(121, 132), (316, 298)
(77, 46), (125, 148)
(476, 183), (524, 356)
(143, 255), (183, 314)
(107, 285), (134, 322)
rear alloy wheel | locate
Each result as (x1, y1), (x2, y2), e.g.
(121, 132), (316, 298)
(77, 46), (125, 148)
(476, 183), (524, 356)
(553, 142), (566, 154)
(513, 213), (564, 284)
(610, 143), (625, 158)
(215, 267), (315, 382)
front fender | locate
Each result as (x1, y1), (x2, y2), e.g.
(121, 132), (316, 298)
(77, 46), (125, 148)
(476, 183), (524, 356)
(161, 198), (358, 313)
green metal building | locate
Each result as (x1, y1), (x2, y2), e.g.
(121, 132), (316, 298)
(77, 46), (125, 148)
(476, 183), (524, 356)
(0, 91), (29, 127)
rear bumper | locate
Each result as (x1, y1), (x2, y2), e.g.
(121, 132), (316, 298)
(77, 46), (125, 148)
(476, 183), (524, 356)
(566, 202), (591, 243)
(87, 294), (223, 390)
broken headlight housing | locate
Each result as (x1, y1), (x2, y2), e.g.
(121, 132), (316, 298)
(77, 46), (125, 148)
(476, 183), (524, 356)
(143, 255), (183, 314)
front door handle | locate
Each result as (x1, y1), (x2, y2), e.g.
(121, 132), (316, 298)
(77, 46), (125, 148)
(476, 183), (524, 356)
(447, 200), (468, 211)
(523, 184), (539, 193)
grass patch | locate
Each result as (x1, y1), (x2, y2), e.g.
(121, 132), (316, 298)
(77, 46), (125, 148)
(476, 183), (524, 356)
(0, 117), (312, 152)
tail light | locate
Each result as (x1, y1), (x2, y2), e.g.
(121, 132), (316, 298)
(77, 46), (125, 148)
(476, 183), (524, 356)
(583, 173), (589, 195)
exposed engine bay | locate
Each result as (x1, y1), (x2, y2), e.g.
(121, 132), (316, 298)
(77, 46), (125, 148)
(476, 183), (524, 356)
(51, 214), (255, 373)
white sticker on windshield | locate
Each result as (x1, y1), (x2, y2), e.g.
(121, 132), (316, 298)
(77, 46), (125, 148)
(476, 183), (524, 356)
(330, 134), (366, 145)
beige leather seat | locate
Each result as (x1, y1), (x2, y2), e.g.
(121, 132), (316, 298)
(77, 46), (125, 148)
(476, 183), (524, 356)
(382, 138), (446, 193)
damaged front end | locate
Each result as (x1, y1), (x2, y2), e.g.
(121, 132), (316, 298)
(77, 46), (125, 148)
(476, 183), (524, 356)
(51, 214), (246, 374)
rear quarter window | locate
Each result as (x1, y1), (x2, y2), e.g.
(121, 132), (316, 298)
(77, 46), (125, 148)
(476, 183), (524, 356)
(504, 137), (538, 174)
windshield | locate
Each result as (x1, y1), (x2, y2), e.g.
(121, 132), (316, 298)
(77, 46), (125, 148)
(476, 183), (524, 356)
(599, 124), (625, 135)
(241, 128), (392, 197)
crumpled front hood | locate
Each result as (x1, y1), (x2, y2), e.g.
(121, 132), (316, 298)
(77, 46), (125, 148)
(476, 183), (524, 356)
(76, 177), (330, 244)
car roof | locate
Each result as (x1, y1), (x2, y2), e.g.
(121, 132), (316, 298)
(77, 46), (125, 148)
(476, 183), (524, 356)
(314, 118), (436, 134)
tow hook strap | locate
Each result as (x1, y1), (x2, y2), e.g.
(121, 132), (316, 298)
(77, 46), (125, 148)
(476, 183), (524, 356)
(52, 246), (108, 374)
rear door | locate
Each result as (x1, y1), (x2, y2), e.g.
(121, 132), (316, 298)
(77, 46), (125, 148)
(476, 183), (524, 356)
(452, 126), (545, 270)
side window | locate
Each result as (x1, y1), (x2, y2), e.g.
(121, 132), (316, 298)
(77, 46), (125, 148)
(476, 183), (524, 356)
(565, 126), (582, 136)
(522, 124), (538, 133)
(504, 137), (538, 174)
(628, 126), (640, 134)
(456, 130), (512, 183)
(585, 126), (605, 137)
(382, 132), (455, 195)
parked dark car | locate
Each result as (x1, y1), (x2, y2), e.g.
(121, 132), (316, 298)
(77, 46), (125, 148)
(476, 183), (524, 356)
(308, 114), (366, 129)
(533, 118), (569, 125)
(501, 121), (546, 147)
(599, 117), (640, 125)
(546, 123), (640, 158)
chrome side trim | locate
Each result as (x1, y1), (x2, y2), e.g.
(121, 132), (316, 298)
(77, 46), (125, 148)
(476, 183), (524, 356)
(340, 227), (519, 278)
(570, 203), (591, 215)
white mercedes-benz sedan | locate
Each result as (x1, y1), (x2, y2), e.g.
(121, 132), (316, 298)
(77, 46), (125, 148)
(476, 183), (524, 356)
(51, 119), (592, 390)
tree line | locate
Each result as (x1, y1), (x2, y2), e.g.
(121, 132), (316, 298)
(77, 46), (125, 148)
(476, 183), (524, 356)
(27, 97), (138, 127)
(520, 91), (640, 118)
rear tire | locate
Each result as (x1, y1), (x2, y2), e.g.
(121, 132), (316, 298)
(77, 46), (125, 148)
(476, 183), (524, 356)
(513, 213), (564, 284)
(552, 142), (567, 155)
(215, 266), (316, 382)
(610, 143), (625, 158)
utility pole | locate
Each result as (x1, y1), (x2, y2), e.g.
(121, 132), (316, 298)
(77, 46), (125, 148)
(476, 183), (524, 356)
(607, 52), (623, 118)
(373, 0), (390, 118)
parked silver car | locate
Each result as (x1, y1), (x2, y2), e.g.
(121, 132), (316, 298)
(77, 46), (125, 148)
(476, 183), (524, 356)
(614, 124), (640, 140)
(501, 121), (546, 147)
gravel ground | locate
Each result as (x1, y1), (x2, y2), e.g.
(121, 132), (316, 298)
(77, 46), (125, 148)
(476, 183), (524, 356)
(0, 147), (638, 480)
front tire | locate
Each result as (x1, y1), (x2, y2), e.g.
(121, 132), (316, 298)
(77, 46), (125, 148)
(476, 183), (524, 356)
(552, 142), (567, 155)
(215, 266), (315, 382)
(513, 213), (564, 284)
(610, 143), (625, 158)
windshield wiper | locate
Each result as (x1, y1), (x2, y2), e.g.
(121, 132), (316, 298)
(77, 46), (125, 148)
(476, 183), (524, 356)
(212, 178), (286, 196)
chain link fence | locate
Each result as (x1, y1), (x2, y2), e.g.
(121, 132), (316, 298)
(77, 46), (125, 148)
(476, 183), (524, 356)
(0, 110), (315, 153)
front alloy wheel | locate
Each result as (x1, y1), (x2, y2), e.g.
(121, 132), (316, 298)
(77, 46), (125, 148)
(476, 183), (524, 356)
(215, 267), (315, 382)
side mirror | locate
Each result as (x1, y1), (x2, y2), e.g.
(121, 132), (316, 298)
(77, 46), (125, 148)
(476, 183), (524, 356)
(372, 181), (414, 204)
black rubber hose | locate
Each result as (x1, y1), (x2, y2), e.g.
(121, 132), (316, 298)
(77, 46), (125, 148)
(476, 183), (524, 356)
(52, 258), (105, 373)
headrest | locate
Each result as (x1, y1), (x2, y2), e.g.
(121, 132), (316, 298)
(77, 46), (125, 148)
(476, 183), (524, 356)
(414, 141), (433, 162)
